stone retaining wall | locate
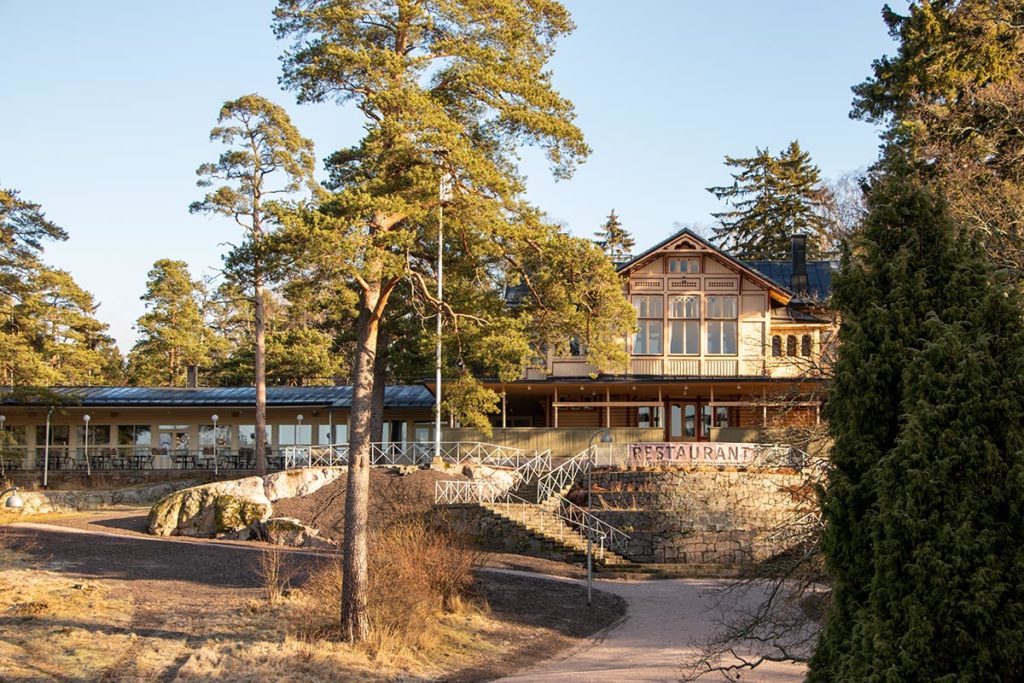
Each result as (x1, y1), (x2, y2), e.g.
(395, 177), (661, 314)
(585, 469), (816, 565)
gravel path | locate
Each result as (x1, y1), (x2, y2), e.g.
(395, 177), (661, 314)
(488, 569), (807, 683)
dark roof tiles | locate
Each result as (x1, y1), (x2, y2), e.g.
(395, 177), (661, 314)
(0, 385), (434, 408)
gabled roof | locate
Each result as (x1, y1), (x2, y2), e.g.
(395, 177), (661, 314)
(616, 227), (794, 303)
(0, 385), (435, 409)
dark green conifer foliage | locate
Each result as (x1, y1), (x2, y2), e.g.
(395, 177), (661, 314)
(707, 141), (829, 260)
(806, 158), (1007, 679)
(594, 209), (634, 262)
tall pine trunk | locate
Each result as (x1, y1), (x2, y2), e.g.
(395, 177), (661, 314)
(370, 326), (387, 444)
(340, 274), (381, 642)
(254, 277), (267, 476)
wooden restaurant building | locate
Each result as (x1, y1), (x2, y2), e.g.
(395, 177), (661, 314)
(453, 228), (837, 456)
(0, 229), (834, 474)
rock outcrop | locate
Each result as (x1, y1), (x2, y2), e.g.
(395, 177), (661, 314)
(147, 477), (272, 537)
(261, 517), (334, 549)
(147, 467), (348, 538)
(6, 482), (195, 516)
(262, 467), (346, 502)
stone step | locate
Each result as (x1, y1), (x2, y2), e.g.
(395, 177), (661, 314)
(481, 503), (630, 566)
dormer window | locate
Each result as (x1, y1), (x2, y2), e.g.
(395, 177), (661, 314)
(667, 257), (700, 274)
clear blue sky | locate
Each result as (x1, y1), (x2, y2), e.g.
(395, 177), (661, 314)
(1, 1), (902, 350)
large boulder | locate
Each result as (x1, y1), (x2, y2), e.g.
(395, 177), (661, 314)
(462, 464), (519, 494)
(147, 477), (271, 537)
(262, 466), (346, 502)
(261, 517), (335, 550)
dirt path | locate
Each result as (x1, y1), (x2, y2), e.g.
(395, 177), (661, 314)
(488, 569), (807, 683)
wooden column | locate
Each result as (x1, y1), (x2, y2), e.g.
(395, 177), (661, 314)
(553, 387), (559, 428)
(605, 387), (611, 428)
(501, 390), (507, 430)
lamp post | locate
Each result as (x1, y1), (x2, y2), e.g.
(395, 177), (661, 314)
(435, 161), (454, 463)
(82, 414), (91, 477)
(211, 414), (219, 475)
(0, 414), (6, 479)
(2, 487), (23, 510)
(587, 428), (613, 607)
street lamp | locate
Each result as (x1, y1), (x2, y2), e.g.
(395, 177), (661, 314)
(2, 487), (23, 510)
(434, 154), (454, 464)
(587, 428), (613, 607)
(82, 414), (91, 477)
(0, 414), (6, 478)
(211, 414), (219, 475)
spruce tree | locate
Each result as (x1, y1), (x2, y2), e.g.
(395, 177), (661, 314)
(855, 272), (1024, 680)
(707, 141), (830, 260)
(594, 209), (634, 261)
(808, 157), (966, 679)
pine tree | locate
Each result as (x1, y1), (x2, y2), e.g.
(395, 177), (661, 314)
(273, 0), (632, 641)
(1, 185), (122, 386)
(594, 209), (634, 262)
(809, 156), (1024, 679)
(190, 94), (316, 475)
(707, 141), (830, 260)
(126, 260), (210, 386)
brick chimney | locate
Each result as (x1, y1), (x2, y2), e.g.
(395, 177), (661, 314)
(790, 234), (809, 294)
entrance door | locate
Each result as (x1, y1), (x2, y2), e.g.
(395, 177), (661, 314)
(667, 402), (699, 441)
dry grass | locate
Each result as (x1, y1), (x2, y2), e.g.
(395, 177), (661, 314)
(296, 519), (484, 656)
(0, 536), (138, 682)
(256, 545), (294, 606)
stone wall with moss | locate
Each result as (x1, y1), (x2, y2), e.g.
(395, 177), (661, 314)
(580, 468), (816, 565)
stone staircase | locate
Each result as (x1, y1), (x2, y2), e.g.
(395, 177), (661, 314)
(478, 498), (634, 567)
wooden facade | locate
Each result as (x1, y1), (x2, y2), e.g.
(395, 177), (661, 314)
(481, 229), (834, 444)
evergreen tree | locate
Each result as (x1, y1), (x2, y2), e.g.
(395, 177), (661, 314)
(273, 0), (632, 641)
(0, 185), (122, 386)
(853, 1), (1024, 269)
(707, 141), (830, 260)
(594, 209), (634, 261)
(126, 260), (210, 386)
(809, 157), (1024, 679)
(190, 93), (316, 475)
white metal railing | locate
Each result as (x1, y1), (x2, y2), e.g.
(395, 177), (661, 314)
(537, 450), (592, 502)
(480, 488), (630, 559)
(283, 441), (527, 469)
(559, 497), (630, 556)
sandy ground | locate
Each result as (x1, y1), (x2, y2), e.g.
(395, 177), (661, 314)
(489, 569), (807, 683)
(0, 511), (624, 682)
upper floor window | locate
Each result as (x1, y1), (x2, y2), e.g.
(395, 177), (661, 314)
(632, 295), (663, 355)
(667, 257), (700, 274)
(801, 334), (812, 356)
(706, 295), (737, 355)
(786, 335), (797, 356)
(668, 295), (700, 355)
(771, 335), (782, 357)
(632, 295), (663, 318)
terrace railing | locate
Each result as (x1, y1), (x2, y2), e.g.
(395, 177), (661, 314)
(283, 441), (529, 469)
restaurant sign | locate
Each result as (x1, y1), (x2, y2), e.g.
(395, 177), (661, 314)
(627, 442), (765, 467)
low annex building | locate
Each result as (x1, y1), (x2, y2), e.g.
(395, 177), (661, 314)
(0, 385), (433, 472)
